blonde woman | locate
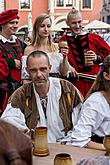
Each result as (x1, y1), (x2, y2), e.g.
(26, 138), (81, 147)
(21, 13), (76, 83)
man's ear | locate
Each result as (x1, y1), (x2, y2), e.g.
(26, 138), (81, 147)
(103, 72), (110, 81)
(66, 19), (69, 26)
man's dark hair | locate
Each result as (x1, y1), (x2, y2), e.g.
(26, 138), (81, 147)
(26, 50), (50, 67)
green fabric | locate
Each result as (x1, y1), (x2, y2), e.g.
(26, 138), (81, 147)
(6, 58), (15, 68)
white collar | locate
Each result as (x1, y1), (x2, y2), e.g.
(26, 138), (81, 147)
(67, 31), (88, 37)
(0, 34), (17, 43)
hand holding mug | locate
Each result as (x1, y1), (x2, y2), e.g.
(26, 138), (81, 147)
(84, 49), (97, 66)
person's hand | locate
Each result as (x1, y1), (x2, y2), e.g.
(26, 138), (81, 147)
(19, 128), (31, 139)
(19, 128), (29, 133)
(70, 66), (78, 77)
(84, 50), (97, 66)
(14, 59), (21, 69)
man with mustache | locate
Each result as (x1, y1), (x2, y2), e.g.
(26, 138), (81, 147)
(0, 9), (26, 114)
(1, 50), (83, 143)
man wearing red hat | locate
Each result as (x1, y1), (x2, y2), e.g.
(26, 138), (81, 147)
(0, 9), (26, 115)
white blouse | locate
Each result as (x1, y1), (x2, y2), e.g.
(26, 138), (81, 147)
(69, 91), (110, 147)
(21, 52), (63, 80)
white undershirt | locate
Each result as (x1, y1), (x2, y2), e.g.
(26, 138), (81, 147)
(0, 34), (17, 43)
(33, 77), (65, 143)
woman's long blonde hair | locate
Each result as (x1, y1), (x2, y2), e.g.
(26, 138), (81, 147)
(32, 13), (57, 52)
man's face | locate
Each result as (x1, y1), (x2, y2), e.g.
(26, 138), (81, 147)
(2, 18), (19, 36)
(27, 55), (51, 88)
(67, 13), (82, 35)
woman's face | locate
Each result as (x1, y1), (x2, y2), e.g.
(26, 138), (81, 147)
(67, 13), (82, 35)
(38, 18), (52, 38)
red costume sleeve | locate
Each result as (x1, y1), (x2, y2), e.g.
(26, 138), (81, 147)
(88, 33), (110, 58)
(0, 50), (9, 80)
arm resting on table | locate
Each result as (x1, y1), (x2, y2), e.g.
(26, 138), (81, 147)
(86, 141), (105, 151)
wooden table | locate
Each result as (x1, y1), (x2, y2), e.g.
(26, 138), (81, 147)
(33, 143), (105, 165)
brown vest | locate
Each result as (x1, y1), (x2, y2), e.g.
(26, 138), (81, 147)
(10, 79), (83, 134)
